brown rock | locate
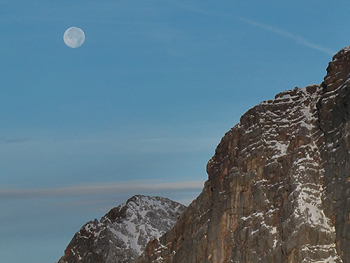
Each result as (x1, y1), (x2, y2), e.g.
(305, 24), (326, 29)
(138, 46), (350, 263)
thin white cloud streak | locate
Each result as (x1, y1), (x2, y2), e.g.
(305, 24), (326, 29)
(0, 180), (205, 199)
(235, 17), (336, 56)
(174, 3), (335, 56)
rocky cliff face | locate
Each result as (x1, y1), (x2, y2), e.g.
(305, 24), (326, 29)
(137, 47), (350, 263)
(57, 195), (186, 263)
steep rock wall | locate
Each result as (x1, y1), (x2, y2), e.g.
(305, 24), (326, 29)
(138, 46), (350, 263)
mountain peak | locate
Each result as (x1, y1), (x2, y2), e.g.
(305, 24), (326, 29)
(57, 195), (186, 263)
(138, 47), (350, 262)
(323, 45), (350, 92)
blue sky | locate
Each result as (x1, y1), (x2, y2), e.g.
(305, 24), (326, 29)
(1, 1), (349, 262)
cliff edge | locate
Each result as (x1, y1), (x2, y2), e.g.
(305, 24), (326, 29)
(138, 46), (350, 263)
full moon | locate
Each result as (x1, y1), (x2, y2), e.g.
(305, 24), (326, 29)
(63, 27), (85, 48)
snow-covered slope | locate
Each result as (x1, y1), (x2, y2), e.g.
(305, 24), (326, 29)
(57, 195), (186, 263)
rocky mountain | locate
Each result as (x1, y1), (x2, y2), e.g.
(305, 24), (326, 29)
(137, 47), (350, 263)
(57, 195), (186, 263)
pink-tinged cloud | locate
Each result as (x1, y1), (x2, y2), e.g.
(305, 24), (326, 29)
(0, 180), (205, 199)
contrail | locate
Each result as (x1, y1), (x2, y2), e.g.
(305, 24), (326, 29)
(174, 3), (335, 56)
(236, 16), (336, 56)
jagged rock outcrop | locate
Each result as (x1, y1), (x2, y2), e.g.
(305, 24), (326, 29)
(138, 46), (350, 263)
(57, 195), (186, 263)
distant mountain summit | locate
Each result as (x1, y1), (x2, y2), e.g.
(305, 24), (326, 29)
(57, 195), (186, 263)
(137, 47), (350, 263)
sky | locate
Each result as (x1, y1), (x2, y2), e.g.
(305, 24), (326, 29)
(1, 1), (349, 262)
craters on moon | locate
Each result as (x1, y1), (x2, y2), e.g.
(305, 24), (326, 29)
(63, 27), (85, 48)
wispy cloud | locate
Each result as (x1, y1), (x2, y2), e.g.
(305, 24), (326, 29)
(0, 180), (205, 199)
(174, 3), (335, 56)
(235, 17), (336, 56)
(0, 137), (31, 144)
(6, 138), (31, 144)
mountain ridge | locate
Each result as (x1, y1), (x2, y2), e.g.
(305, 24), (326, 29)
(57, 195), (186, 263)
(137, 46), (350, 262)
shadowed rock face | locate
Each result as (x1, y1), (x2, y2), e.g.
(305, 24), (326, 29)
(57, 195), (186, 263)
(138, 47), (350, 263)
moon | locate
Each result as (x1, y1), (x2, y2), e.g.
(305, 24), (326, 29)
(63, 27), (85, 48)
